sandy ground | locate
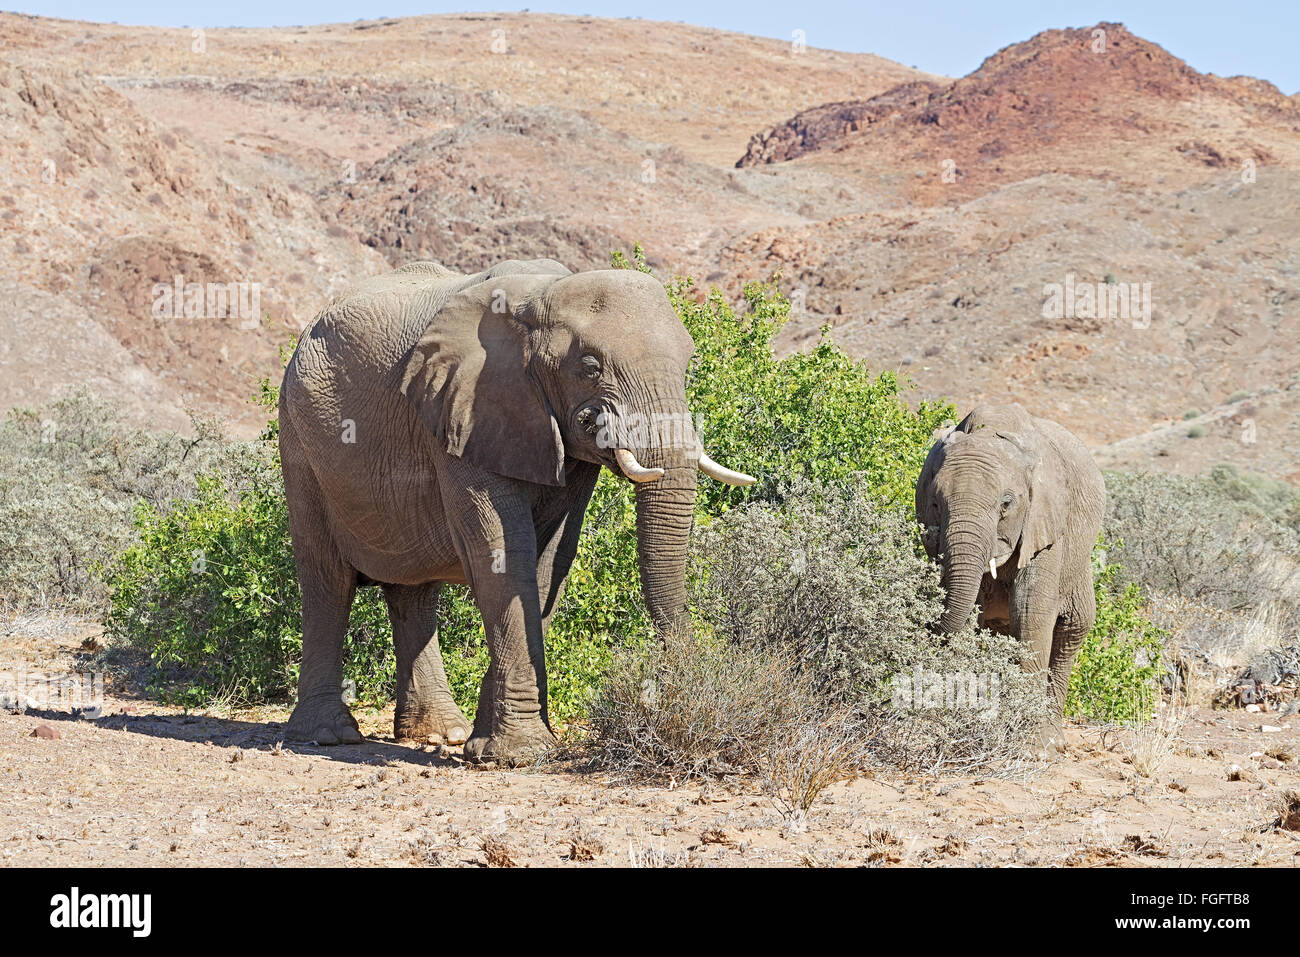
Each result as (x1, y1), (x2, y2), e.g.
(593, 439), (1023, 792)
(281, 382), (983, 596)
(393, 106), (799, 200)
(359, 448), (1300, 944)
(2, 616), (1298, 868)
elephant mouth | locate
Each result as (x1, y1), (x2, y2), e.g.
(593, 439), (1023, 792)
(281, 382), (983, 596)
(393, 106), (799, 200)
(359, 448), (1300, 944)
(988, 547), (1015, 579)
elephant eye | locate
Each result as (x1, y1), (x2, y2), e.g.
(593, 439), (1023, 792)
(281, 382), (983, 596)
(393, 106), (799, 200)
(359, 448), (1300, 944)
(1000, 492), (1015, 514)
(580, 355), (602, 379)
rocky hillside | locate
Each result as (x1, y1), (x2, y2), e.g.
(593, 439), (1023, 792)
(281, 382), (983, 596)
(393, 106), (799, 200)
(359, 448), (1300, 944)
(0, 13), (1295, 482)
(0, 11), (924, 434)
(738, 24), (1300, 204)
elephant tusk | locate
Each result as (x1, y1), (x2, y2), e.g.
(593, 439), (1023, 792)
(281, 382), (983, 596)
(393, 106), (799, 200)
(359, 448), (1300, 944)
(615, 448), (665, 483)
(697, 452), (756, 486)
(989, 558), (998, 580)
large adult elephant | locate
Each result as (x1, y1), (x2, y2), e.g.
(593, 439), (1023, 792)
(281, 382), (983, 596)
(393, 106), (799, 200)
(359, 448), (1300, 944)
(915, 403), (1104, 748)
(279, 259), (753, 765)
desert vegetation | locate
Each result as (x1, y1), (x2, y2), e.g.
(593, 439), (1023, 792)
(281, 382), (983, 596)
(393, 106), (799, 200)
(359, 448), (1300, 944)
(5, 251), (1279, 818)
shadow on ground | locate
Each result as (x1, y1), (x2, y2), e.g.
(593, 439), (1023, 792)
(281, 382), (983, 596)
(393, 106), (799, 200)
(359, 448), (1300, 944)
(19, 706), (465, 769)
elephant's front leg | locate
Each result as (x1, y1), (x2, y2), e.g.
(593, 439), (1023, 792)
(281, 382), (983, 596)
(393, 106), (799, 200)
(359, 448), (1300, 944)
(1048, 575), (1097, 736)
(1008, 547), (1066, 751)
(442, 468), (554, 767)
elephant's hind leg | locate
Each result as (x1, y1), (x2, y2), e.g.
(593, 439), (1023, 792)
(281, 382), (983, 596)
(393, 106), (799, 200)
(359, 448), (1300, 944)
(383, 582), (472, 745)
(282, 419), (364, 746)
(283, 550), (363, 745)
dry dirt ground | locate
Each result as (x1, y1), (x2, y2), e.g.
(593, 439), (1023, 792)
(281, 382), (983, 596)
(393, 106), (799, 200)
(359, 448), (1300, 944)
(3, 616), (1298, 868)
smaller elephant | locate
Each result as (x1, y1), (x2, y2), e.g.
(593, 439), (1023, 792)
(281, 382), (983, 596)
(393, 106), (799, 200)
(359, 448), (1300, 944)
(915, 403), (1105, 748)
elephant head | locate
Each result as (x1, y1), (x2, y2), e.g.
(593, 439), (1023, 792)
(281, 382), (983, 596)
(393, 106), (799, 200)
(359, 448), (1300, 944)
(916, 411), (1065, 632)
(397, 265), (752, 633)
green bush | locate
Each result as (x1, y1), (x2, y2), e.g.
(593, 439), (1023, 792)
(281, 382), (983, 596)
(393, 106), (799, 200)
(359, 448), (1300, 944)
(1065, 544), (1167, 724)
(108, 471), (377, 705)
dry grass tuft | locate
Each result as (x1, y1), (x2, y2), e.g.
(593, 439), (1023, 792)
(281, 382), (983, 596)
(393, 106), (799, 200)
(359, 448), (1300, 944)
(1266, 790), (1300, 832)
(1265, 742), (1295, 763)
(699, 827), (733, 847)
(863, 826), (904, 864)
(481, 835), (518, 868)
(566, 823), (604, 862)
(1123, 704), (1186, 779)
(755, 707), (871, 822)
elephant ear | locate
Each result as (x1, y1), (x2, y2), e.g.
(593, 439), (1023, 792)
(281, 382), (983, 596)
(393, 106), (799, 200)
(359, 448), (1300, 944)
(397, 275), (566, 487)
(999, 430), (1066, 570)
(915, 421), (958, 524)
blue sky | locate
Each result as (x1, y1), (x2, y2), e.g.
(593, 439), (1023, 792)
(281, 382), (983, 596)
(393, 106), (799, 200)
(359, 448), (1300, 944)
(14, 1), (1300, 94)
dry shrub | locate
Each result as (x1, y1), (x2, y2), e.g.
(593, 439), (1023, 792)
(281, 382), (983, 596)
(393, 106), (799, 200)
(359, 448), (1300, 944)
(1150, 592), (1299, 706)
(1106, 468), (1300, 636)
(0, 389), (267, 614)
(585, 628), (838, 783)
(692, 477), (1047, 775)
(585, 477), (1049, 818)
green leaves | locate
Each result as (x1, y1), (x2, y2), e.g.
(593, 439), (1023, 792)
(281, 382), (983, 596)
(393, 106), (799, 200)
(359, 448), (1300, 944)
(671, 274), (954, 514)
(1065, 542), (1167, 724)
(105, 464), (397, 708)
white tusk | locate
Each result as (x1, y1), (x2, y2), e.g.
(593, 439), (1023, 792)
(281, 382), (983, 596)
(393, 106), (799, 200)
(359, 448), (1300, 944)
(697, 451), (756, 486)
(989, 558), (998, 580)
(614, 448), (665, 483)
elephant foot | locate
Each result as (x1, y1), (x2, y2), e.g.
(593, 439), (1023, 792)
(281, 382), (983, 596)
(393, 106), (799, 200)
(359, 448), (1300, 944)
(394, 696), (472, 746)
(285, 696), (364, 746)
(462, 716), (556, 768)
(1036, 718), (1067, 757)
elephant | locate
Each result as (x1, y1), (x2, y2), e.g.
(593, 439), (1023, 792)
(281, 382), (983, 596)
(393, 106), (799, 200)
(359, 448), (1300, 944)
(278, 258), (754, 765)
(915, 403), (1104, 748)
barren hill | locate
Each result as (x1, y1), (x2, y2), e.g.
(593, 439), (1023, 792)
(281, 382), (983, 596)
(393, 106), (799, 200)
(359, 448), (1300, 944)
(737, 23), (1300, 205)
(0, 12), (1295, 483)
(0, 11), (926, 434)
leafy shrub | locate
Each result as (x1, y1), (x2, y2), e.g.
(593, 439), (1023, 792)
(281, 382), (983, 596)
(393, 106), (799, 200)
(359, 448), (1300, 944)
(1065, 548), (1167, 724)
(676, 285), (954, 511)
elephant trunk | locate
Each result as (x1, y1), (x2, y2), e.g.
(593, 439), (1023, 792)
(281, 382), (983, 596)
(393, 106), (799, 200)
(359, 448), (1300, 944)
(938, 513), (995, 633)
(634, 463), (696, 634)
(607, 388), (702, 635)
